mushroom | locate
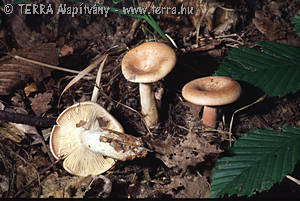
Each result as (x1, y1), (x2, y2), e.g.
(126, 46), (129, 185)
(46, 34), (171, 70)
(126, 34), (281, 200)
(121, 42), (176, 127)
(182, 76), (241, 128)
(50, 101), (147, 177)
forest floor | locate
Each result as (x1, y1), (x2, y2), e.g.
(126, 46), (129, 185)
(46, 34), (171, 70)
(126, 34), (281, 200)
(0, 0), (299, 198)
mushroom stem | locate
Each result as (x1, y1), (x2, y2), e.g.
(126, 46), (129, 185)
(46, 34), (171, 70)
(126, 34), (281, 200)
(80, 128), (147, 161)
(202, 106), (218, 128)
(139, 83), (158, 127)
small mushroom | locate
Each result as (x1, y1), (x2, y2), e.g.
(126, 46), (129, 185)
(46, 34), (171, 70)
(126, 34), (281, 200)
(121, 42), (176, 127)
(182, 76), (241, 128)
(50, 101), (147, 177)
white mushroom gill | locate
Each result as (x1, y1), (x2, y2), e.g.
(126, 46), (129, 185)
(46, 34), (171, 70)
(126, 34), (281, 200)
(50, 101), (147, 176)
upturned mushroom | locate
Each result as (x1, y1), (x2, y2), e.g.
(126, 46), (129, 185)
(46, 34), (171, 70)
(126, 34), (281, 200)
(182, 76), (241, 128)
(121, 42), (176, 127)
(50, 101), (147, 177)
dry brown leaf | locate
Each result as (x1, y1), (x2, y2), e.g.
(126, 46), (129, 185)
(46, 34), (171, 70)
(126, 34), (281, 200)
(0, 175), (9, 197)
(30, 91), (53, 116)
(0, 122), (25, 143)
(10, 14), (45, 49)
(24, 82), (38, 97)
(60, 45), (74, 57)
(35, 173), (111, 198)
(152, 132), (222, 170)
(0, 43), (58, 95)
(36, 172), (74, 198)
(162, 173), (210, 198)
(183, 102), (203, 119)
(252, 5), (287, 40)
(1, 106), (38, 140)
(15, 160), (39, 191)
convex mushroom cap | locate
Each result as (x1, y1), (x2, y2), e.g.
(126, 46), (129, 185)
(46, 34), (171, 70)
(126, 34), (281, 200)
(182, 76), (241, 128)
(50, 101), (124, 177)
(121, 42), (176, 127)
(122, 42), (176, 83)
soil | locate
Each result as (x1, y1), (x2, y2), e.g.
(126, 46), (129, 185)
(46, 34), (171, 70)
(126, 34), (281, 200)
(0, 0), (299, 198)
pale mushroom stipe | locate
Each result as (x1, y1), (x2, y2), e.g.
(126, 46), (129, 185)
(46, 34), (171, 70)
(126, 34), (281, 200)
(182, 76), (241, 128)
(121, 42), (176, 127)
(50, 101), (147, 177)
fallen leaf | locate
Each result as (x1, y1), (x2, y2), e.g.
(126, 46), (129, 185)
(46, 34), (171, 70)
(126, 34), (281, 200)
(31, 128), (51, 145)
(252, 6), (287, 40)
(0, 175), (9, 197)
(183, 102), (203, 119)
(30, 91), (53, 116)
(15, 161), (38, 190)
(36, 172), (74, 198)
(1, 106), (38, 141)
(152, 132), (222, 170)
(24, 83), (38, 97)
(162, 172), (210, 198)
(0, 43), (59, 95)
(35, 173), (112, 198)
(60, 45), (74, 57)
(10, 14), (45, 49)
(0, 122), (25, 143)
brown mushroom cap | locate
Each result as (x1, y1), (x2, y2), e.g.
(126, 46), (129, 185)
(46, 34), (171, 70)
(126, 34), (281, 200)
(121, 42), (176, 83)
(182, 76), (241, 106)
(50, 101), (124, 176)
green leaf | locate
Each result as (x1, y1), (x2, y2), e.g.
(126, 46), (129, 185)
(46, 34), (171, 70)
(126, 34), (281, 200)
(209, 126), (300, 198)
(112, 0), (123, 4)
(215, 41), (300, 97)
(292, 12), (300, 35)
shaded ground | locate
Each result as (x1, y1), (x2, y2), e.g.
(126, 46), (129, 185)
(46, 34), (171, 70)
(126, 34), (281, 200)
(0, 0), (299, 198)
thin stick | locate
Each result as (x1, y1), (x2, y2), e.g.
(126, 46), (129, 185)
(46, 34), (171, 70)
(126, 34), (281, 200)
(91, 55), (108, 102)
(228, 94), (267, 146)
(11, 55), (81, 74)
(32, 132), (56, 164)
(286, 175), (300, 186)
(0, 110), (56, 127)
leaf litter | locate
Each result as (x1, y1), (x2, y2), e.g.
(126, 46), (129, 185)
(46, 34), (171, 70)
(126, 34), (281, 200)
(0, 0), (299, 198)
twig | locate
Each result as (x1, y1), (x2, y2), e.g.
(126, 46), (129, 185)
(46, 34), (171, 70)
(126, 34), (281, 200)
(203, 128), (233, 136)
(0, 110), (56, 127)
(286, 175), (300, 186)
(228, 94), (267, 146)
(32, 132), (56, 164)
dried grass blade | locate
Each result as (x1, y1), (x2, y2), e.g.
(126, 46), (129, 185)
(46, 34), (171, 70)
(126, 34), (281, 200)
(11, 55), (80, 74)
(91, 54), (108, 102)
(60, 54), (107, 98)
